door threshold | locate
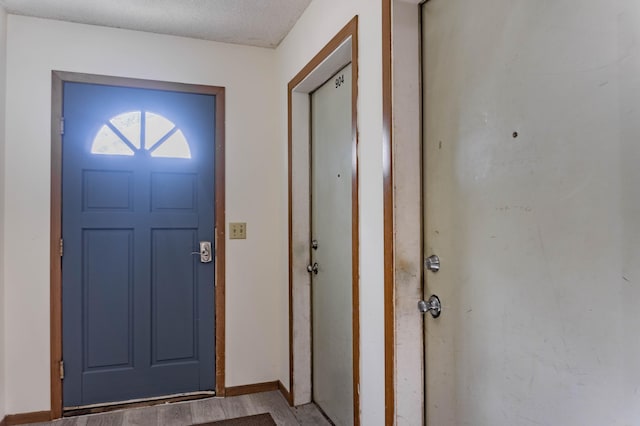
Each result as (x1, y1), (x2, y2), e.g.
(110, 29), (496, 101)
(63, 391), (216, 417)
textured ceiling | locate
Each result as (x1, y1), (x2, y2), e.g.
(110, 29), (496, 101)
(0, 0), (313, 48)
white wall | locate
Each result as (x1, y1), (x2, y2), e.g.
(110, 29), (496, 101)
(0, 5), (7, 422)
(3, 15), (284, 413)
(275, 1), (385, 424)
(391, 1), (423, 423)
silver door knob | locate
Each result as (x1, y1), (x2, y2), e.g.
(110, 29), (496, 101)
(307, 262), (319, 274)
(418, 295), (441, 318)
(191, 241), (212, 263)
(425, 254), (440, 272)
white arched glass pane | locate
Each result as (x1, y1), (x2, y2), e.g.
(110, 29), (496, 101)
(91, 111), (191, 159)
(145, 112), (175, 150)
(91, 125), (135, 156)
(151, 130), (191, 159)
(110, 111), (141, 149)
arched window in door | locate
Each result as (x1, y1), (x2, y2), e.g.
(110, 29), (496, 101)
(91, 111), (191, 159)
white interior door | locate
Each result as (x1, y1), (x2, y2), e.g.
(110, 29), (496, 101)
(422, 0), (640, 424)
(311, 63), (353, 426)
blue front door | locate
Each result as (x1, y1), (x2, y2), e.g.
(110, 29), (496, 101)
(62, 82), (216, 407)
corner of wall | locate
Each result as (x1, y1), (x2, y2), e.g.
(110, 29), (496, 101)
(0, 5), (8, 421)
(275, 1), (386, 423)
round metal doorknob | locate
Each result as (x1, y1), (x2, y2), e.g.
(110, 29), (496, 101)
(418, 295), (441, 318)
(307, 262), (319, 275)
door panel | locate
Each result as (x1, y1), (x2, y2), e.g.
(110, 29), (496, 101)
(62, 82), (216, 407)
(151, 229), (198, 364)
(311, 64), (353, 426)
(83, 230), (133, 370)
(422, 0), (630, 424)
(83, 170), (133, 210)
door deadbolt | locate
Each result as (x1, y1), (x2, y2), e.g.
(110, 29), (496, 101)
(418, 295), (441, 318)
(191, 241), (212, 263)
(307, 262), (319, 275)
(425, 254), (440, 272)
(311, 239), (319, 250)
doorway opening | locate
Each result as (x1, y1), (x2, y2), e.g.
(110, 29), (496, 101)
(287, 17), (359, 425)
(50, 72), (226, 418)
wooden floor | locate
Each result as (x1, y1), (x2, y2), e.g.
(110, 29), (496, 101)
(26, 391), (331, 426)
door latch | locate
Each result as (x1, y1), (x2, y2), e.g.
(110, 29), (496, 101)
(191, 241), (212, 263)
(418, 295), (442, 318)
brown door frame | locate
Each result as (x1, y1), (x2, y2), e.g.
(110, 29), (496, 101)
(50, 72), (226, 418)
(287, 16), (359, 424)
(382, 0), (395, 423)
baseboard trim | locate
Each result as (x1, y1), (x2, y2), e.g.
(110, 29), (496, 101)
(277, 381), (293, 406)
(3, 410), (51, 426)
(225, 381), (279, 397)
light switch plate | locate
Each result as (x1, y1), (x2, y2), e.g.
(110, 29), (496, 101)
(229, 222), (247, 239)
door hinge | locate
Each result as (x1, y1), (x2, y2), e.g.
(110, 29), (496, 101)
(59, 238), (64, 257)
(59, 360), (65, 380)
(60, 117), (65, 135)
